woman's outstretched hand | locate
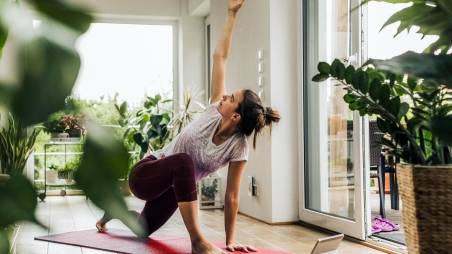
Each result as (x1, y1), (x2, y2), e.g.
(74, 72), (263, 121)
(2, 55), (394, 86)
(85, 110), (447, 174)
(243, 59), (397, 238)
(226, 243), (257, 253)
(228, 0), (245, 13)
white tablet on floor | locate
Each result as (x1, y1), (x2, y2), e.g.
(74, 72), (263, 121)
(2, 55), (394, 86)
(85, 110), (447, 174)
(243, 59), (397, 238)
(310, 234), (344, 254)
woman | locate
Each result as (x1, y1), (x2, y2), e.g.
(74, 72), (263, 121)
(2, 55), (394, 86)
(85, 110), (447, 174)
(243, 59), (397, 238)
(96, 0), (280, 253)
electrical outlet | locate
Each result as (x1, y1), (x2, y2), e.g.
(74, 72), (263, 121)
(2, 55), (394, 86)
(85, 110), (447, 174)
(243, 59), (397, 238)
(247, 176), (258, 196)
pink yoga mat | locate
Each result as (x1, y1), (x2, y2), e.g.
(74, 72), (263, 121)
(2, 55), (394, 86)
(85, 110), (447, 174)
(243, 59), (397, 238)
(35, 229), (291, 254)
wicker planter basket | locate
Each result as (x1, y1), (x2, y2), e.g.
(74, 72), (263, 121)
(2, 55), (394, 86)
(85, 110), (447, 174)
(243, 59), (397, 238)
(397, 164), (452, 254)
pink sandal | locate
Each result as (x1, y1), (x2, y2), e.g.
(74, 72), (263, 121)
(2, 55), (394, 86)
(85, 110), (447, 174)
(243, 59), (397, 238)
(372, 216), (400, 233)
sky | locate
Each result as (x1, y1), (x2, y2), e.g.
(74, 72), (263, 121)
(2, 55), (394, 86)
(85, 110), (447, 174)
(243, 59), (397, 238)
(73, 23), (173, 107)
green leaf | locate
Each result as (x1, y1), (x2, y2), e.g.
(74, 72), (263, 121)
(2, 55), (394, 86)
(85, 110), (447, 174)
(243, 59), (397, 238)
(398, 102), (409, 119)
(370, 52), (452, 87)
(27, 0), (93, 34)
(336, 63), (346, 80)
(140, 142), (148, 154)
(317, 62), (330, 74)
(119, 102), (128, 116)
(330, 59), (343, 78)
(0, 173), (42, 228)
(431, 115), (452, 145)
(407, 77), (417, 91)
(345, 65), (355, 84)
(312, 73), (329, 82)
(141, 113), (150, 126)
(133, 133), (144, 145)
(343, 93), (357, 103)
(11, 38), (80, 126)
(381, 4), (432, 34)
(357, 70), (369, 94)
(74, 123), (145, 237)
(0, 24), (7, 58)
(369, 79), (381, 101)
(150, 115), (163, 128)
(350, 98), (367, 111)
(378, 84), (391, 106)
(387, 97), (401, 117)
(0, 231), (9, 254)
(148, 129), (159, 139)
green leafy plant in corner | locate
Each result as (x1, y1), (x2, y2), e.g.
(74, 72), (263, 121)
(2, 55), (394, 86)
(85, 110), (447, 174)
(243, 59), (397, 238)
(313, 0), (452, 165)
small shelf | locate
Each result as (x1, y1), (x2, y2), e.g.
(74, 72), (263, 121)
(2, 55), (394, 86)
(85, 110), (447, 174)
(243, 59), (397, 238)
(35, 140), (84, 201)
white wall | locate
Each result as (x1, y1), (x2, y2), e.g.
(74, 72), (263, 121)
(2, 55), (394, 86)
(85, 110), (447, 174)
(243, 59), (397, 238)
(210, 0), (273, 222)
(68, 0), (206, 107)
(209, 0), (300, 223)
(268, 0), (299, 222)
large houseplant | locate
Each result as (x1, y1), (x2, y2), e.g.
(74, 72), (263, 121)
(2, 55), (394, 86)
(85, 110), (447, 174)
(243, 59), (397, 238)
(0, 114), (40, 179)
(116, 94), (173, 160)
(313, 1), (452, 253)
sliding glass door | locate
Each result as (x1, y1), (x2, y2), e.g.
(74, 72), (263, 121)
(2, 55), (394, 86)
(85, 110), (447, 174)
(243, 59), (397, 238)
(300, 0), (367, 240)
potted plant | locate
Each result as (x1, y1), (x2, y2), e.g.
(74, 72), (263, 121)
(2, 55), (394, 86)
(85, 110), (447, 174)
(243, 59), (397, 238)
(200, 178), (219, 207)
(60, 114), (84, 138)
(58, 158), (80, 181)
(312, 1), (451, 252)
(43, 112), (68, 139)
(0, 114), (40, 184)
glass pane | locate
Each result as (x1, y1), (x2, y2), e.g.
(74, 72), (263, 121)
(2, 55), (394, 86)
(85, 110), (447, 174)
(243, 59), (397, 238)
(74, 23), (174, 107)
(304, 0), (356, 220)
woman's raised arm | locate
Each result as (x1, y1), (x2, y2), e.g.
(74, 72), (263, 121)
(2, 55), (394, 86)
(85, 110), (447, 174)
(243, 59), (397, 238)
(210, 0), (245, 104)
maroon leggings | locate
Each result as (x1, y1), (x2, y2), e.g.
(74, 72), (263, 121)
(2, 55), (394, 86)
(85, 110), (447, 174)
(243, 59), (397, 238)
(128, 153), (197, 236)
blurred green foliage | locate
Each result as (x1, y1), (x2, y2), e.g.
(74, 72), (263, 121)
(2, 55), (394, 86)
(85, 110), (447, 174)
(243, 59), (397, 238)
(0, 0), (147, 250)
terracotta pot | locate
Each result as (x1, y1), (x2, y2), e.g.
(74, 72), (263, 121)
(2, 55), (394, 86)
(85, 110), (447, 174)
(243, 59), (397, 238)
(397, 163), (452, 254)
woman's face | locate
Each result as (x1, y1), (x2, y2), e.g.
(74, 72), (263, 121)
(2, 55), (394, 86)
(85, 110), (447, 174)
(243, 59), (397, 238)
(217, 90), (244, 121)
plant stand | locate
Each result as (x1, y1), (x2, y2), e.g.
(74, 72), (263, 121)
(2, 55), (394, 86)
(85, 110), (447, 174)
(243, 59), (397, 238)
(198, 176), (223, 209)
(37, 140), (83, 201)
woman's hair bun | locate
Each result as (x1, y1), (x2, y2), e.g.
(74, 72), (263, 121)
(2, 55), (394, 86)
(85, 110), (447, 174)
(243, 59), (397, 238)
(264, 107), (280, 126)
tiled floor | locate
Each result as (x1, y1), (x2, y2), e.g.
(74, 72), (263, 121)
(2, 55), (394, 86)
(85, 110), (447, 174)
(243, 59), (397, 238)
(15, 196), (387, 254)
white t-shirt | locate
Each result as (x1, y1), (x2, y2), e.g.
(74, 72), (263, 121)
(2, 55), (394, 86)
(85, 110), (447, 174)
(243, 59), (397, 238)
(152, 102), (249, 181)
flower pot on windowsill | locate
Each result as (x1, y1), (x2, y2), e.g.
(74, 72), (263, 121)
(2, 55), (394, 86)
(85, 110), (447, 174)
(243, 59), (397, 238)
(397, 163), (452, 254)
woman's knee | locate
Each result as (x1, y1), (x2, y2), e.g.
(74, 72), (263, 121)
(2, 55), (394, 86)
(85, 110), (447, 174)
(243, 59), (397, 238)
(172, 153), (193, 165)
(172, 153), (195, 178)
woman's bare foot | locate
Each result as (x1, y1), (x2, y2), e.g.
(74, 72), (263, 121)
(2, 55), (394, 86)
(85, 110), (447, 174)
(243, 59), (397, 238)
(191, 239), (224, 254)
(96, 220), (108, 233)
(96, 212), (112, 233)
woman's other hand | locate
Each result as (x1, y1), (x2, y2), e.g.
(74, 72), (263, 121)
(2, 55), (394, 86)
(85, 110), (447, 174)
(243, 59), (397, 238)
(228, 0), (245, 13)
(226, 242), (257, 253)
